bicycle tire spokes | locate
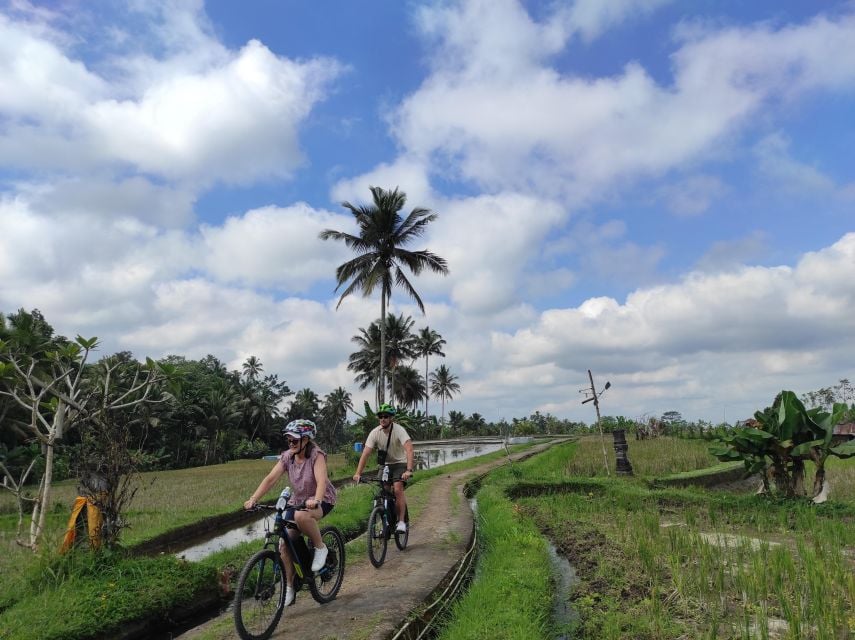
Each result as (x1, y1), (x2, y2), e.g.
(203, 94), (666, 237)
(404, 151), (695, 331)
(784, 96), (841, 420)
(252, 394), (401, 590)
(234, 549), (286, 640)
(367, 505), (388, 567)
(308, 526), (346, 603)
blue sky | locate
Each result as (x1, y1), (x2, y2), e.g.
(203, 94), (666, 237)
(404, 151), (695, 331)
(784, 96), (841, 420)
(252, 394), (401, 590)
(1, 0), (853, 424)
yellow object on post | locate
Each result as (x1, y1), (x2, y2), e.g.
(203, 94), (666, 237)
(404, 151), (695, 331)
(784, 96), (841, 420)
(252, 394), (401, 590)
(59, 496), (103, 553)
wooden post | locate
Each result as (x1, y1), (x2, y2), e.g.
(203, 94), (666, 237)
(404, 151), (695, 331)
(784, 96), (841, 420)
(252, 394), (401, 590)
(587, 369), (611, 477)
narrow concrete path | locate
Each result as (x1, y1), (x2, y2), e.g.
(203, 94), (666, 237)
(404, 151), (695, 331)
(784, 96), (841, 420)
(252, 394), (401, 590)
(178, 442), (557, 640)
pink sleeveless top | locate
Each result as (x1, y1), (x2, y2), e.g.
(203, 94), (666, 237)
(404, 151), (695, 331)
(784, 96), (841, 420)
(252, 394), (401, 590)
(278, 446), (337, 505)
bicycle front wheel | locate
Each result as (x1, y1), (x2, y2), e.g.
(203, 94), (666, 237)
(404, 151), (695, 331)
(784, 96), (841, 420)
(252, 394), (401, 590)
(309, 526), (346, 604)
(394, 505), (409, 550)
(367, 506), (388, 568)
(234, 548), (287, 640)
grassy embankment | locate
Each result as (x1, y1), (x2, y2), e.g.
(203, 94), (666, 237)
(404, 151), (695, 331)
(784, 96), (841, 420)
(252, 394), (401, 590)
(0, 443), (534, 640)
(436, 436), (855, 640)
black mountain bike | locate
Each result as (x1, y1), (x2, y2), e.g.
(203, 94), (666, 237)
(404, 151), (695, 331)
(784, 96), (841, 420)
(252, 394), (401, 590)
(366, 464), (409, 568)
(234, 498), (346, 640)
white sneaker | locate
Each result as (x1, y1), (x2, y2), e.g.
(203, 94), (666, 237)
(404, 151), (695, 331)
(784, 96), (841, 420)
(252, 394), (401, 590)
(311, 544), (328, 572)
(284, 585), (295, 607)
(396, 521), (407, 533)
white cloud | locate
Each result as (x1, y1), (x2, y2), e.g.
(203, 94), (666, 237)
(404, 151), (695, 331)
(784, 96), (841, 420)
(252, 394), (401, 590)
(482, 233), (855, 418)
(200, 203), (352, 292)
(0, 13), (342, 186)
(330, 156), (433, 209)
(392, 5), (855, 201)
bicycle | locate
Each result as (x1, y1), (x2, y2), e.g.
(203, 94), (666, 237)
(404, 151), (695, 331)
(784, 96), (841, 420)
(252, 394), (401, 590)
(365, 464), (409, 568)
(234, 489), (346, 640)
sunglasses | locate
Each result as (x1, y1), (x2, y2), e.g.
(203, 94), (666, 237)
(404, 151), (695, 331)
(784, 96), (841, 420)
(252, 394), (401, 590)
(378, 414), (392, 419)
(287, 437), (301, 444)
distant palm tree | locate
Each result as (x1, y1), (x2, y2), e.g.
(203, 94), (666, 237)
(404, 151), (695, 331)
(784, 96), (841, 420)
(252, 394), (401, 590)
(413, 326), (445, 419)
(390, 365), (427, 411)
(242, 356), (264, 381)
(346, 313), (417, 405)
(319, 186), (449, 403)
(320, 387), (353, 450)
(348, 322), (382, 404)
(287, 388), (321, 423)
(430, 364), (460, 431)
(384, 313), (417, 403)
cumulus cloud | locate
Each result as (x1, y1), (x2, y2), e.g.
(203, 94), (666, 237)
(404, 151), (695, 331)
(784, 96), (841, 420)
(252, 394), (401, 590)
(393, 4), (855, 200)
(0, 9), (342, 189)
(484, 233), (855, 418)
(200, 203), (353, 292)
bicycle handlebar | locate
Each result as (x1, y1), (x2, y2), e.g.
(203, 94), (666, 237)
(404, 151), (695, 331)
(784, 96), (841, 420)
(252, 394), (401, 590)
(246, 502), (310, 512)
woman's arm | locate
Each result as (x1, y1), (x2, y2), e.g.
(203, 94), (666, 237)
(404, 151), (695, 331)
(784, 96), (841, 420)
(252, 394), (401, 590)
(244, 461), (284, 509)
(309, 453), (328, 509)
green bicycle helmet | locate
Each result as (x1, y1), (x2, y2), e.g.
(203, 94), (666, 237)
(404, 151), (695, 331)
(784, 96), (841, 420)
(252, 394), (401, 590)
(376, 403), (396, 417)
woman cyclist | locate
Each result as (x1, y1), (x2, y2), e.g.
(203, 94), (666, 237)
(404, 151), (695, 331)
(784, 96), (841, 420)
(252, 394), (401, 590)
(353, 404), (414, 533)
(244, 419), (336, 605)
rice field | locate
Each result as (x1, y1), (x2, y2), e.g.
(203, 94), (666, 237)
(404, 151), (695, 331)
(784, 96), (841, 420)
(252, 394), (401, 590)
(439, 437), (855, 639)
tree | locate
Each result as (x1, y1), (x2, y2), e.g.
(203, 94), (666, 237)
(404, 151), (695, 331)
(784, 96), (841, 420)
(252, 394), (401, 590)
(383, 313), (417, 403)
(390, 364), (426, 411)
(319, 186), (449, 404)
(413, 326), (445, 420)
(429, 364), (460, 432)
(287, 388), (321, 424)
(196, 379), (243, 466)
(319, 387), (353, 451)
(242, 355), (264, 381)
(0, 311), (168, 550)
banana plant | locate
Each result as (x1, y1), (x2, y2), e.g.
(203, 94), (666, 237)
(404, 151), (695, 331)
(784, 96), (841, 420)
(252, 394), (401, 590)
(710, 390), (855, 501)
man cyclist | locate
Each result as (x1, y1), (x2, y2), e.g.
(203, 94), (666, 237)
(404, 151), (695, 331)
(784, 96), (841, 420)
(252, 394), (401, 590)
(353, 404), (414, 533)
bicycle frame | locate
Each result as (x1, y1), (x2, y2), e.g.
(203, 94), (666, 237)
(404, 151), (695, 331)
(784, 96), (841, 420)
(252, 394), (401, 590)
(260, 506), (315, 584)
(366, 466), (409, 567)
(234, 503), (345, 640)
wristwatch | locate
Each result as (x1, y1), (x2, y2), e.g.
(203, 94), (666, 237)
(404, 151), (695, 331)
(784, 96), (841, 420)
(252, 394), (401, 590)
(406, 468), (413, 473)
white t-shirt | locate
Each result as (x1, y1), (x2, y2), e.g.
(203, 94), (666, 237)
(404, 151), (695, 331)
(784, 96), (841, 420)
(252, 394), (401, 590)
(365, 423), (411, 465)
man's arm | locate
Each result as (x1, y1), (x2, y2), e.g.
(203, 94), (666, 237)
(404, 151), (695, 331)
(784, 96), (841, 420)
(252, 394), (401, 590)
(402, 439), (415, 480)
(353, 445), (374, 482)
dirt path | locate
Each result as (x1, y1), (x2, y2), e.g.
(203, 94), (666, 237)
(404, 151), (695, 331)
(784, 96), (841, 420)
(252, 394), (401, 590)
(178, 442), (557, 640)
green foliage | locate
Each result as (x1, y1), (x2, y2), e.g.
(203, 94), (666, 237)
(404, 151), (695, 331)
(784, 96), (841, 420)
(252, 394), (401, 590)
(710, 390), (853, 497)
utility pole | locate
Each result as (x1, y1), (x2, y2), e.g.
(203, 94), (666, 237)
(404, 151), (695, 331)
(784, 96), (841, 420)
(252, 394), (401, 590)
(582, 369), (611, 477)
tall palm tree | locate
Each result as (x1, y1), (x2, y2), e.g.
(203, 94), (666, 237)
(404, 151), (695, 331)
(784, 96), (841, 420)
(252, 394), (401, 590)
(319, 186), (449, 404)
(430, 364), (461, 431)
(413, 326), (445, 419)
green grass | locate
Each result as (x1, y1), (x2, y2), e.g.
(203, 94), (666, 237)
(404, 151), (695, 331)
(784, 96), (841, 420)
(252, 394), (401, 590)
(0, 442), (539, 639)
(438, 439), (855, 640)
(436, 477), (555, 640)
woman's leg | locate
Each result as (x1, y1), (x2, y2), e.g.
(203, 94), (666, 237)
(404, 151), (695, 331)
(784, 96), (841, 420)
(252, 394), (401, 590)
(294, 507), (324, 549)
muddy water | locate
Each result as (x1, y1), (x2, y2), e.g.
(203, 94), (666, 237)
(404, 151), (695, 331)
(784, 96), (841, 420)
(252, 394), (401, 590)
(174, 439), (528, 561)
(547, 540), (579, 639)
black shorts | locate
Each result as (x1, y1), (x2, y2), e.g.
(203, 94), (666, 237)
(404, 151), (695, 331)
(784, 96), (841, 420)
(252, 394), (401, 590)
(284, 502), (334, 520)
(382, 463), (408, 482)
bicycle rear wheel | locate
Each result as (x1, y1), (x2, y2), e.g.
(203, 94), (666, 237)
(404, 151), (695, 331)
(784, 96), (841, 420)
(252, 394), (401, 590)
(367, 506), (388, 568)
(234, 549), (286, 640)
(309, 526), (346, 603)
(394, 505), (409, 550)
